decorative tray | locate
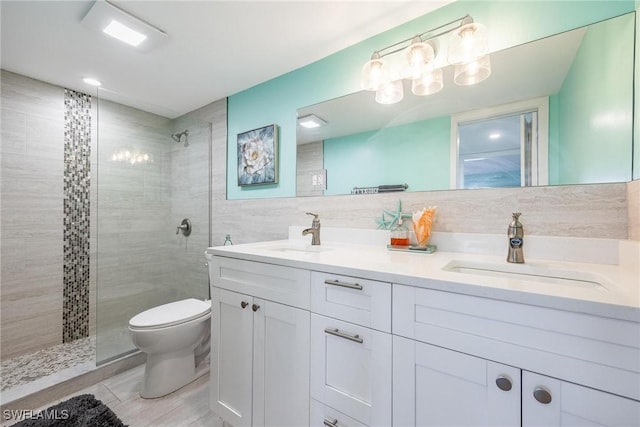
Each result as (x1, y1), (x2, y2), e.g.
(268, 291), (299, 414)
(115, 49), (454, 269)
(386, 244), (437, 254)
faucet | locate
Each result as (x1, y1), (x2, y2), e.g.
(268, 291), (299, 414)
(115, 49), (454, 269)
(507, 212), (524, 263)
(302, 212), (321, 245)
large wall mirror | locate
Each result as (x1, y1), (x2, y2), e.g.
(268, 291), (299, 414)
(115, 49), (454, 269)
(296, 13), (634, 197)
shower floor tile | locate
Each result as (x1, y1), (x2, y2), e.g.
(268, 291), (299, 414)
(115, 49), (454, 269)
(1, 337), (95, 392)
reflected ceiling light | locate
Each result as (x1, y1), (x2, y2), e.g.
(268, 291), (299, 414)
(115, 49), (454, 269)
(489, 132), (501, 139)
(82, 0), (168, 52)
(454, 55), (492, 86)
(298, 114), (327, 129)
(375, 80), (404, 105)
(412, 68), (443, 96)
(361, 14), (491, 104)
(83, 77), (102, 87)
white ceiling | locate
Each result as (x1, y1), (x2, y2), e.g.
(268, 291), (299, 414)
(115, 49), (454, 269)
(0, 0), (453, 118)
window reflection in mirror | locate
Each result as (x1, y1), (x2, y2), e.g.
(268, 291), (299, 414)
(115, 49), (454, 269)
(452, 97), (548, 189)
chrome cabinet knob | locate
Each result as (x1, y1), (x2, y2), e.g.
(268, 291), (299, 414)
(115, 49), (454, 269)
(495, 375), (513, 391)
(533, 387), (552, 404)
(252, 303), (260, 312)
(240, 301), (249, 309)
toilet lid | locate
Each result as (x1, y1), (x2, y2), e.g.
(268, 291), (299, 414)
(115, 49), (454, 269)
(129, 298), (211, 329)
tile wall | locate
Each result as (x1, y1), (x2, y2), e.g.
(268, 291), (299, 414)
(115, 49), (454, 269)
(1, 70), (66, 359)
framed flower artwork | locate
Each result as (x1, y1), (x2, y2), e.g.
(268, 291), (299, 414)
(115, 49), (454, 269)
(237, 124), (278, 186)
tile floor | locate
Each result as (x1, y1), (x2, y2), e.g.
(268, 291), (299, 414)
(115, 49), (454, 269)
(1, 337), (95, 392)
(2, 365), (220, 427)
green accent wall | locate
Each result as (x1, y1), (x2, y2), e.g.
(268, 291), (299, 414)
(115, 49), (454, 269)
(323, 116), (450, 195)
(554, 14), (634, 184)
(227, 0), (635, 199)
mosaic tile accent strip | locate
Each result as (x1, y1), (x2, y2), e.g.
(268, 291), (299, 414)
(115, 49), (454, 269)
(63, 89), (91, 343)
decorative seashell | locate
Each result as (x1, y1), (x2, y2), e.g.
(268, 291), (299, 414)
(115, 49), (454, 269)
(412, 206), (437, 247)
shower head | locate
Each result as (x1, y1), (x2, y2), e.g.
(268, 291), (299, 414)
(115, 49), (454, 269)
(171, 130), (189, 145)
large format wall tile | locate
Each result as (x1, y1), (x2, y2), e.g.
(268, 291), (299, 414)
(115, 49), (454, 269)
(1, 70), (64, 360)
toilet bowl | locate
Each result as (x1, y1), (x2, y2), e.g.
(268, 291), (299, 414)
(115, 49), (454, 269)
(128, 298), (211, 398)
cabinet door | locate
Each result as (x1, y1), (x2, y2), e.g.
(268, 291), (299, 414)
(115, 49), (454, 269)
(211, 288), (254, 427)
(523, 371), (640, 427)
(311, 314), (392, 426)
(393, 336), (520, 427)
(253, 299), (310, 427)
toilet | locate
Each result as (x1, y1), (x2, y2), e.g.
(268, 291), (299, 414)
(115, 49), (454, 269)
(128, 298), (211, 398)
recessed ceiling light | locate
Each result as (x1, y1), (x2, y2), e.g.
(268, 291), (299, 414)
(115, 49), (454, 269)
(298, 114), (327, 129)
(103, 20), (147, 47)
(82, 0), (167, 52)
(83, 77), (102, 87)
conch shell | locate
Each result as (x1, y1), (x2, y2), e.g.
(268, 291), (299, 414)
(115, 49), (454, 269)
(412, 206), (437, 247)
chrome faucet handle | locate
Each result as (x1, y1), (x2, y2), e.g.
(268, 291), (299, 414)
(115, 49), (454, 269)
(306, 212), (319, 219)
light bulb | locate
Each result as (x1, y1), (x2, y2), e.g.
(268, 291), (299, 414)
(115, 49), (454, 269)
(404, 38), (434, 79)
(448, 23), (489, 64)
(412, 68), (443, 96)
(361, 52), (389, 91)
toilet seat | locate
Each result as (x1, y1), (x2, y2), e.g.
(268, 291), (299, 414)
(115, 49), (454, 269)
(129, 298), (211, 330)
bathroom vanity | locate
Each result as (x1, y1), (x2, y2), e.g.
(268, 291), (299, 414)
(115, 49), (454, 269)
(206, 228), (640, 427)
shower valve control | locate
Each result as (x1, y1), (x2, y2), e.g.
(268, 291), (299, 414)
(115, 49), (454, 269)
(176, 218), (192, 236)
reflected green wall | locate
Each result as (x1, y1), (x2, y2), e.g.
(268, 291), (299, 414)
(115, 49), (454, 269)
(227, 0), (635, 199)
(323, 117), (450, 195)
(554, 14), (634, 184)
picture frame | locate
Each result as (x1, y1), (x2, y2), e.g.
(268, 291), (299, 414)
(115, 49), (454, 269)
(237, 124), (278, 186)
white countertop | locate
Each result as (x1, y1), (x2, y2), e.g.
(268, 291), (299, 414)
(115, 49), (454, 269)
(206, 229), (640, 323)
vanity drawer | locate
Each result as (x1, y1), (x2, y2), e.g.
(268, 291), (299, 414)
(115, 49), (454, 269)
(210, 257), (311, 309)
(311, 399), (368, 427)
(392, 284), (640, 401)
(310, 314), (392, 426)
(311, 271), (391, 332)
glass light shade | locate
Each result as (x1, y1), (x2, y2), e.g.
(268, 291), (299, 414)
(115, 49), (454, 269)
(454, 55), (491, 86)
(375, 80), (404, 104)
(412, 68), (443, 96)
(361, 56), (389, 91)
(447, 22), (489, 64)
(404, 40), (435, 79)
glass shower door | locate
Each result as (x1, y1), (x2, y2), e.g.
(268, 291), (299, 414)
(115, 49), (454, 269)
(95, 95), (211, 364)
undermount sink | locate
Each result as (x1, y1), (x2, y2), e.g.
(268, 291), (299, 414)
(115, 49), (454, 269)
(442, 260), (609, 290)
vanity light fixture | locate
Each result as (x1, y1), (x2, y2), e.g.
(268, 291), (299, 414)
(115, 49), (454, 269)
(361, 14), (490, 104)
(82, 0), (168, 52)
(298, 114), (327, 129)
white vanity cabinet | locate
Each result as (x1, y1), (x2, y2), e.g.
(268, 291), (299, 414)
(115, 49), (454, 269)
(209, 257), (311, 427)
(393, 335), (521, 427)
(310, 272), (392, 427)
(393, 283), (640, 427)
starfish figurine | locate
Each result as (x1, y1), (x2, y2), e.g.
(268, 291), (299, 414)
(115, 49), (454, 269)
(377, 199), (412, 230)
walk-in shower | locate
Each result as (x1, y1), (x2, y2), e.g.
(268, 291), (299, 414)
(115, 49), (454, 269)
(0, 75), (211, 406)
